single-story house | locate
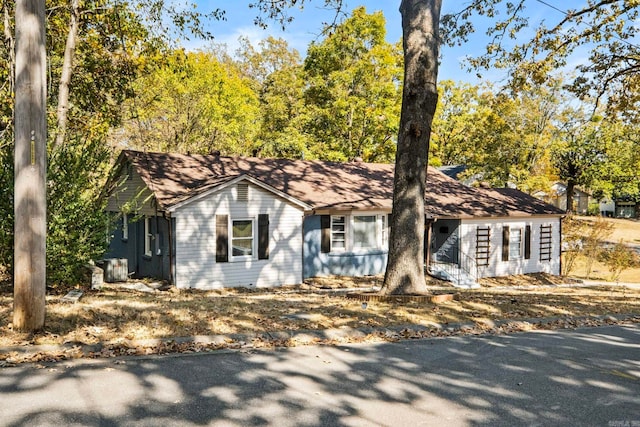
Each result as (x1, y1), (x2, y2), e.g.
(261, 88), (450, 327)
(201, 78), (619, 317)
(613, 199), (640, 218)
(105, 150), (564, 289)
(599, 197), (639, 218)
(532, 182), (590, 214)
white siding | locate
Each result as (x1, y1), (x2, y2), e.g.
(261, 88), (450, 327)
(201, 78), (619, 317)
(459, 217), (561, 278)
(173, 182), (304, 289)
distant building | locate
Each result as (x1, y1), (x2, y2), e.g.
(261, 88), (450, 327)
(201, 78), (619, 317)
(611, 198), (640, 218)
(599, 198), (615, 217)
(437, 165), (484, 187)
(532, 182), (590, 215)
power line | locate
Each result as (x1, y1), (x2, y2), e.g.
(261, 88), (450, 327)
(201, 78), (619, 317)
(533, 0), (640, 50)
(534, 0), (566, 15)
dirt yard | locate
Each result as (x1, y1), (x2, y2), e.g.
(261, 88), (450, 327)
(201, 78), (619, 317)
(578, 216), (640, 246)
(1, 274), (639, 358)
(568, 216), (640, 282)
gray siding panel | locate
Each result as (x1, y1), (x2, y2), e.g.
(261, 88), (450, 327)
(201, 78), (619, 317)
(105, 214), (138, 277)
(303, 215), (388, 278)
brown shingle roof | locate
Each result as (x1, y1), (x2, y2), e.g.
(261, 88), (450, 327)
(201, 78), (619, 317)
(423, 173), (564, 218)
(120, 150), (563, 218)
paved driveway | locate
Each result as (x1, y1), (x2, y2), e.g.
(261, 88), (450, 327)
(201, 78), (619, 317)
(1, 325), (639, 426)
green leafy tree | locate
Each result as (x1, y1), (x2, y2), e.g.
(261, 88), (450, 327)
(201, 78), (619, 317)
(598, 241), (640, 282)
(429, 80), (483, 167)
(302, 6), (403, 162)
(47, 137), (112, 285)
(0, 2), (14, 278)
(590, 119), (640, 203)
(234, 36), (312, 158)
(0, 138), (12, 281)
(235, 35), (301, 87)
(1, 0), (214, 290)
(551, 110), (604, 213)
(431, 79), (562, 190)
(47, 0), (158, 153)
(124, 50), (261, 155)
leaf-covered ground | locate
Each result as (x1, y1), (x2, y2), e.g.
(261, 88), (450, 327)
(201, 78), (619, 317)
(1, 273), (639, 366)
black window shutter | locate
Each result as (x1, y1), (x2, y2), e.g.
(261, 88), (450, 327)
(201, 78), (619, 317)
(216, 215), (228, 263)
(502, 226), (510, 261)
(524, 225), (531, 260)
(320, 215), (331, 253)
(258, 214), (269, 260)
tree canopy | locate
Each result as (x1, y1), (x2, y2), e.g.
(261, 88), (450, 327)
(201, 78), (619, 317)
(123, 50), (261, 155)
(302, 6), (402, 162)
(441, 0), (640, 116)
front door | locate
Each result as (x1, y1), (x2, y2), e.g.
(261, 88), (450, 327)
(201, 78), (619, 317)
(430, 219), (460, 265)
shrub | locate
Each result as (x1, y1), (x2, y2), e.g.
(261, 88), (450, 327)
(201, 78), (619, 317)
(598, 241), (640, 282)
(46, 136), (112, 286)
(561, 214), (586, 276)
(582, 216), (614, 278)
(0, 134), (112, 288)
(0, 137), (13, 279)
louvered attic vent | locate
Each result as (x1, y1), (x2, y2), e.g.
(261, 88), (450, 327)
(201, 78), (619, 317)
(237, 183), (249, 201)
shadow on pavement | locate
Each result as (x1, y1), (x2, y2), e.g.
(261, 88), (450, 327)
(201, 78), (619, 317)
(1, 324), (639, 426)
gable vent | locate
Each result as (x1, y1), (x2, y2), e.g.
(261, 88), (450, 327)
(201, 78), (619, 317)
(237, 183), (249, 201)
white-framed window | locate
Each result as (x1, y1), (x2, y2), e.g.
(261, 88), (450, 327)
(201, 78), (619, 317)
(122, 213), (129, 241)
(509, 227), (522, 260)
(331, 216), (346, 251)
(144, 217), (153, 257)
(329, 213), (388, 252)
(353, 215), (377, 249)
(231, 218), (254, 258)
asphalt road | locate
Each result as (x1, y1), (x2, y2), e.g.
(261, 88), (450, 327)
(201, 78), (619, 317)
(1, 325), (639, 426)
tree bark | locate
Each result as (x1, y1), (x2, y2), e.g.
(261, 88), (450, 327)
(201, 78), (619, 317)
(14, 0), (47, 332)
(381, 0), (442, 295)
(3, 1), (15, 96)
(52, 0), (79, 152)
(566, 180), (575, 213)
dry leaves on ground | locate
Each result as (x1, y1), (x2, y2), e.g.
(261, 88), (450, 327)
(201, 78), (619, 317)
(1, 274), (638, 343)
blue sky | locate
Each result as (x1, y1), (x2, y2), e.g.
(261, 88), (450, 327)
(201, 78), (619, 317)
(188, 1), (584, 84)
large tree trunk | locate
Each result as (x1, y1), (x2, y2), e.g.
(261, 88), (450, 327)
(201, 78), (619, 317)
(565, 179), (575, 213)
(14, 0), (47, 332)
(381, 0), (442, 295)
(52, 0), (79, 152)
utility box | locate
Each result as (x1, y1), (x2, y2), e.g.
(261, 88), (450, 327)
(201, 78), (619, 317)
(85, 264), (104, 290)
(102, 258), (128, 283)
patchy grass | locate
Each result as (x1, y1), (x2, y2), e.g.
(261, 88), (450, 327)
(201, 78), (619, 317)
(565, 216), (640, 281)
(569, 255), (640, 282)
(479, 272), (577, 287)
(1, 275), (639, 351)
(578, 216), (640, 246)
